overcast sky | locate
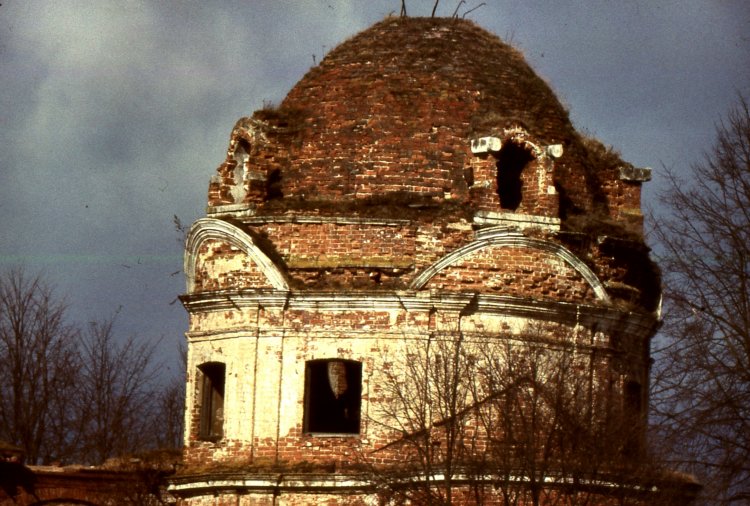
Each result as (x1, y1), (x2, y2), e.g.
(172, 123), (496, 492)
(1, 0), (748, 379)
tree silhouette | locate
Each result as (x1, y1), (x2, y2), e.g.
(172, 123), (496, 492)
(651, 97), (750, 504)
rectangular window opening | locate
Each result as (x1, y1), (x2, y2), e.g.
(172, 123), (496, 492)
(303, 359), (362, 435)
(198, 362), (225, 441)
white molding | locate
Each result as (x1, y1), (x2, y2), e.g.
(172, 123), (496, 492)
(181, 291), (656, 338)
(473, 211), (561, 231)
(184, 218), (289, 293)
(168, 469), (679, 497)
(410, 228), (610, 303)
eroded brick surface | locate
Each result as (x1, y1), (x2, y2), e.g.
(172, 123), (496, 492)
(171, 16), (682, 506)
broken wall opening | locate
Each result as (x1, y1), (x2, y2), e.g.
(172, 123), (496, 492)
(496, 141), (535, 211)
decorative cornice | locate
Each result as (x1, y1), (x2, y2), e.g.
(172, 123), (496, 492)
(239, 215), (411, 227)
(169, 472), (373, 497)
(168, 469), (697, 499)
(473, 212), (560, 230)
(180, 290), (657, 338)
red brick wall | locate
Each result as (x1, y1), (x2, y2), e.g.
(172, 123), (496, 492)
(194, 238), (274, 292)
(205, 17), (645, 235)
(423, 244), (594, 302)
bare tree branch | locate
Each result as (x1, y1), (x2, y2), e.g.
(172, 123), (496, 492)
(0, 268), (183, 470)
(77, 316), (162, 464)
(651, 96), (750, 504)
(367, 324), (658, 505)
(0, 269), (80, 464)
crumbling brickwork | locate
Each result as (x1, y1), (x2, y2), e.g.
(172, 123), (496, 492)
(170, 16), (690, 506)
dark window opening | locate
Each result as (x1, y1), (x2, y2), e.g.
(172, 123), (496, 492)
(496, 142), (534, 211)
(198, 362), (225, 440)
(265, 168), (283, 200)
(303, 359), (362, 434)
(624, 380), (642, 417)
(623, 380), (643, 457)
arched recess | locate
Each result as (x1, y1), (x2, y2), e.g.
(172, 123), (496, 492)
(410, 228), (610, 303)
(184, 218), (288, 293)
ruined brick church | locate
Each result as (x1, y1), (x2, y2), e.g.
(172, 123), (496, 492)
(169, 17), (694, 505)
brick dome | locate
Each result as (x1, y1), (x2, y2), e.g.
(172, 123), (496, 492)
(209, 17), (630, 221)
(274, 17), (576, 202)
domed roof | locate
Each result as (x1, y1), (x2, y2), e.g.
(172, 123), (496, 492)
(264, 18), (577, 203)
(282, 16), (575, 143)
(200, 16), (655, 306)
(215, 17), (630, 222)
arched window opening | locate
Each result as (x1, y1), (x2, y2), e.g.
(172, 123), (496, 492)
(303, 359), (362, 435)
(228, 138), (251, 204)
(496, 141), (534, 211)
(198, 362), (225, 441)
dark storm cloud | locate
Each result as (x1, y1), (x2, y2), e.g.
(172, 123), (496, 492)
(1, 0), (748, 375)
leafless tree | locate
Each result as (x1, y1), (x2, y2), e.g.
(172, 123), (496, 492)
(76, 316), (162, 464)
(470, 328), (651, 506)
(151, 342), (186, 451)
(370, 331), (474, 505)
(0, 269), (81, 464)
(650, 97), (750, 504)
(0, 269), (183, 467)
(368, 323), (662, 505)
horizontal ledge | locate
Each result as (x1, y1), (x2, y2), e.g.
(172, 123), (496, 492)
(180, 290), (658, 337)
(168, 469), (695, 497)
(207, 213), (413, 227)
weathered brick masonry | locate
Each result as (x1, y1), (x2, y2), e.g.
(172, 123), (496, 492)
(170, 16), (694, 505)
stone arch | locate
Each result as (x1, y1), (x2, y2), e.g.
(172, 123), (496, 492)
(184, 218), (288, 293)
(214, 118), (271, 206)
(410, 227), (610, 302)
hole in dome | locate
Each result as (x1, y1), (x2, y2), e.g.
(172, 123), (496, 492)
(265, 168), (283, 200)
(496, 142), (534, 211)
(463, 166), (474, 188)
